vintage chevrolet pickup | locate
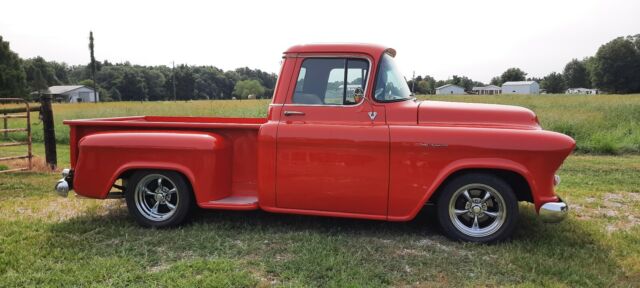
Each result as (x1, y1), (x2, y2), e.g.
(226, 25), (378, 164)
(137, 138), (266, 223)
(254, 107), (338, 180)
(55, 44), (574, 243)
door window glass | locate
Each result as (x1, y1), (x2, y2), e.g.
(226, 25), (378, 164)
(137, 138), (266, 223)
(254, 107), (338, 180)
(292, 58), (369, 105)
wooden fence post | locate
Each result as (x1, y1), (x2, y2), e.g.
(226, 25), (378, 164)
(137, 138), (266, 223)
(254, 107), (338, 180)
(40, 94), (57, 170)
(2, 113), (6, 139)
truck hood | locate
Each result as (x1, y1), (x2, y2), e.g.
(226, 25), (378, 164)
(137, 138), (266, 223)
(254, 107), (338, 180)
(417, 101), (541, 130)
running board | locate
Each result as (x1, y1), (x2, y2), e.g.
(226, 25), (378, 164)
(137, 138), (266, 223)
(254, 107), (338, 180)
(199, 195), (259, 210)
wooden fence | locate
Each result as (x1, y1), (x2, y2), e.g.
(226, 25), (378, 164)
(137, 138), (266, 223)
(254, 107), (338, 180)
(0, 95), (56, 172)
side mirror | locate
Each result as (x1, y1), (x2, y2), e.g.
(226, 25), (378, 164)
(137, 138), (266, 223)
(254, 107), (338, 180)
(354, 87), (364, 103)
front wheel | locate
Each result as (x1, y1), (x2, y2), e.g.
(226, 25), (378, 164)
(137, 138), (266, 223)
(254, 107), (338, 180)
(125, 170), (193, 228)
(436, 173), (518, 243)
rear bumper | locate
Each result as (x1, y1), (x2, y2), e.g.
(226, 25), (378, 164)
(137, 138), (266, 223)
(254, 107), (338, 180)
(54, 169), (73, 197)
(539, 197), (568, 223)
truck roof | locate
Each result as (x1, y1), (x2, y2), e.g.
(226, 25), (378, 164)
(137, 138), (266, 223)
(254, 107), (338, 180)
(284, 43), (395, 57)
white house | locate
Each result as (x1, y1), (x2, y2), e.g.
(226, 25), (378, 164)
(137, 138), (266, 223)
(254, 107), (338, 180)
(48, 85), (99, 103)
(472, 85), (502, 95)
(566, 88), (598, 95)
(435, 84), (465, 95)
(501, 81), (540, 95)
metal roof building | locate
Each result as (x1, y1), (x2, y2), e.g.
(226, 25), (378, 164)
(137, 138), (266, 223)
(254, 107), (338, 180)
(472, 85), (502, 95)
(435, 84), (465, 95)
(501, 81), (540, 95)
(47, 85), (99, 103)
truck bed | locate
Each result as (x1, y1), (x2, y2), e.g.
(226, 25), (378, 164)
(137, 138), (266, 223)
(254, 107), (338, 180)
(65, 116), (267, 207)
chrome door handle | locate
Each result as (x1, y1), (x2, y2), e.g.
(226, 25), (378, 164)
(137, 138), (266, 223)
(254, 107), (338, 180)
(284, 111), (305, 116)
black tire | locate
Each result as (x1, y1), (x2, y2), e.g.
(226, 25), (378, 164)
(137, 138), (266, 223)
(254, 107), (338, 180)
(125, 170), (193, 228)
(436, 173), (518, 243)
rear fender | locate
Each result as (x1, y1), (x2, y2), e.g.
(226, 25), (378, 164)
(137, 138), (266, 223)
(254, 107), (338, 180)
(72, 131), (231, 203)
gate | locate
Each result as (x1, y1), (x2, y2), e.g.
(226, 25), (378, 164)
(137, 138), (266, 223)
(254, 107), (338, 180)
(0, 98), (34, 173)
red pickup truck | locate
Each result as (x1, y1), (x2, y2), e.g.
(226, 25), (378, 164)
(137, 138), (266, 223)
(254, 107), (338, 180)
(55, 44), (574, 243)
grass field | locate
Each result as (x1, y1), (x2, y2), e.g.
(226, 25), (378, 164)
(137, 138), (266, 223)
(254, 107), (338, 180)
(1, 95), (639, 286)
(0, 144), (639, 286)
(1, 94), (639, 154)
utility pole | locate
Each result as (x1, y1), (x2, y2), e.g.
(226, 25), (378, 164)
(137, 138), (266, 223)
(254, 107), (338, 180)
(411, 71), (416, 93)
(172, 61), (177, 101)
(89, 31), (98, 103)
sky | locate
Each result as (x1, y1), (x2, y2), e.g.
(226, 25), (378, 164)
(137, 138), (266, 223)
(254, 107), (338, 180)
(1, 0), (639, 83)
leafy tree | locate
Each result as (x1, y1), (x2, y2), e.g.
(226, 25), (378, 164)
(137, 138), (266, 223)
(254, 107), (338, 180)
(489, 76), (502, 86)
(174, 65), (195, 101)
(32, 68), (48, 94)
(0, 36), (27, 97)
(23, 57), (63, 92)
(233, 79), (265, 99)
(50, 62), (70, 84)
(563, 59), (591, 88)
(142, 69), (166, 101)
(109, 87), (122, 101)
(541, 72), (566, 93)
(591, 35), (640, 93)
(500, 68), (527, 83)
(118, 69), (147, 101)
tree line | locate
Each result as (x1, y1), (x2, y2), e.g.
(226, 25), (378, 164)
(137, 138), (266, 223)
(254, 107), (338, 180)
(409, 34), (640, 94)
(1, 34), (639, 100)
(0, 35), (277, 101)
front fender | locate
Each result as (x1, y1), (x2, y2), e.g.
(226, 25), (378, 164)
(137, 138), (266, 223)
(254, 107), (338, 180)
(387, 126), (574, 221)
(388, 157), (538, 221)
(73, 131), (231, 203)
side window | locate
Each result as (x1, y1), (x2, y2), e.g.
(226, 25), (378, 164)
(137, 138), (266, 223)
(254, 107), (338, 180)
(295, 67), (306, 92)
(292, 58), (369, 105)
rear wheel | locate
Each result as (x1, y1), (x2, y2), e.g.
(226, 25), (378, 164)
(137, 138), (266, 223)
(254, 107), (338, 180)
(436, 173), (518, 243)
(125, 170), (193, 228)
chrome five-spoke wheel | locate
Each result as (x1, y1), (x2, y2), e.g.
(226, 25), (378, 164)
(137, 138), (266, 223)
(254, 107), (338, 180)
(125, 170), (193, 228)
(437, 173), (518, 243)
(135, 174), (179, 221)
(449, 184), (507, 238)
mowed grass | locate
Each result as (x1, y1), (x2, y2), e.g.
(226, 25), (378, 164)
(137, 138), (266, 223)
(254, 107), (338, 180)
(0, 144), (639, 287)
(1, 95), (639, 286)
(1, 94), (639, 154)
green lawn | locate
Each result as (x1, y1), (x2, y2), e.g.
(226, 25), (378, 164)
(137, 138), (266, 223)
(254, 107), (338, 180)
(1, 96), (639, 286)
(0, 144), (639, 286)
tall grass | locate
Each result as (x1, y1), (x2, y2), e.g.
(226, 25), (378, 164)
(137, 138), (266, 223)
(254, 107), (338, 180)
(1, 94), (638, 154)
(424, 94), (640, 154)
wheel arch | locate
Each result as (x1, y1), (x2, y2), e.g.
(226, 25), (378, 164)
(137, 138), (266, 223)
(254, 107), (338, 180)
(116, 167), (196, 195)
(390, 158), (537, 222)
(428, 168), (533, 206)
(106, 163), (199, 200)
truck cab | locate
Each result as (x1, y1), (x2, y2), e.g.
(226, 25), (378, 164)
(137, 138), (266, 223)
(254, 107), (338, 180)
(55, 44), (573, 243)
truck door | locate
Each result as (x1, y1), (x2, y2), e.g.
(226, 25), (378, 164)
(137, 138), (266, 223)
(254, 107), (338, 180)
(276, 56), (389, 216)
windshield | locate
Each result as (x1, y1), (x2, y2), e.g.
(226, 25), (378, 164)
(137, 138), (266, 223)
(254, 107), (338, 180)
(374, 53), (412, 102)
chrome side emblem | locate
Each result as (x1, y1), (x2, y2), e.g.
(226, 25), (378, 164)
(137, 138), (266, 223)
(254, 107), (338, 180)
(368, 111), (377, 121)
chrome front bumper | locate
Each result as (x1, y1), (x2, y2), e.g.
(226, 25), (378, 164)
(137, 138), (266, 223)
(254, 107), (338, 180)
(54, 168), (72, 197)
(539, 198), (568, 223)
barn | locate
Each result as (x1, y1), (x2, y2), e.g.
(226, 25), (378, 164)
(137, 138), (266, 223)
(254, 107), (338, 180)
(566, 88), (598, 95)
(472, 85), (502, 95)
(48, 85), (99, 103)
(435, 84), (465, 95)
(501, 81), (539, 95)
